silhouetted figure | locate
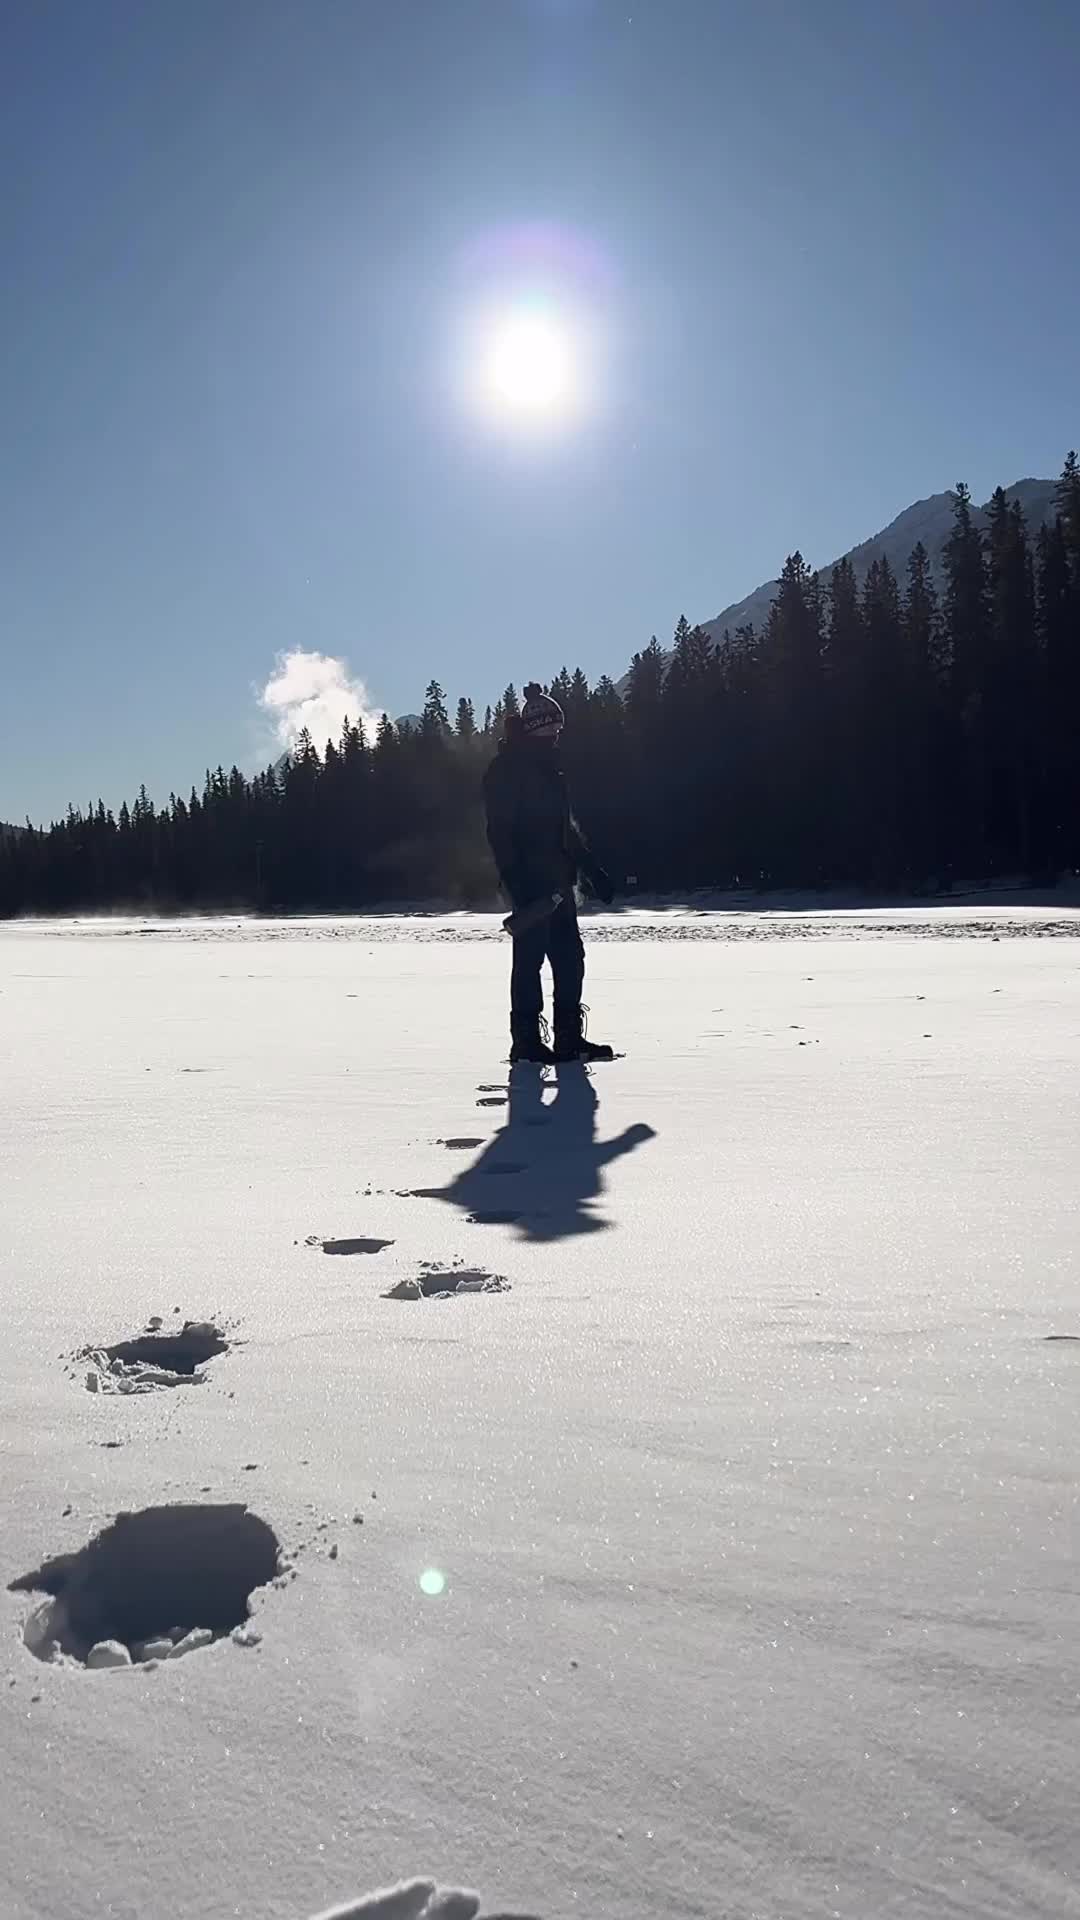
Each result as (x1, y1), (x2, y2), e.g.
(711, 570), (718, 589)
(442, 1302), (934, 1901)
(483, 684), (615, 1063)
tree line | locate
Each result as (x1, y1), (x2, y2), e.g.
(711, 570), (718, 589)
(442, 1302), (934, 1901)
(3, 453), (1078, 916)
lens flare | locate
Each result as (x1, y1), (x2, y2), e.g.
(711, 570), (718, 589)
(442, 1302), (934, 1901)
(419, 1567), (447, 1597)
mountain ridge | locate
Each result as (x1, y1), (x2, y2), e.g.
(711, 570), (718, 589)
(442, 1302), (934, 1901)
(695, 476), (1056, 648)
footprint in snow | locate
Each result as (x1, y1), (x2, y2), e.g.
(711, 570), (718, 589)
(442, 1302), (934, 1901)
(10, 1504), (279, 1668)
(313, 1237), (394, 1256)
(383, 1269), (510, 1301)
(79, 1321), (230, 1395)
(439, 1137), (484, 1150)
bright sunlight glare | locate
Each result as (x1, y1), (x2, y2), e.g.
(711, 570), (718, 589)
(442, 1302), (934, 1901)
(473, 304), (584, 432)
(489, 313), (572, 413)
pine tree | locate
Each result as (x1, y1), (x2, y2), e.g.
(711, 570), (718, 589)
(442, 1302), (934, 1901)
(665, 618), (713, 698)
(758, 554), (825, 883)
(623, 639), (666, 886)
(624, 638), (665, 731)
(823, 557), (865, 879)
(1056, 450), (1080, 584)
(455, 697), (477, 742)
(549, 668), (574, 711)
(984, 489), (1038, 870)
(942, 484), (991, 874)
(902, 543), (944, 883)
(338, 714), (363, 756)
(904, 543), (941, 678)
(421, 680), (450, 739)
(1037, 516), (1078, 869)
(861, 555), (906, 884)
(660, 621), (718, 884)
(592, 675), (623, 721)
(338, 710), (369, 895)
(567, 667), (590, 723)
(943, 484), (989, 694)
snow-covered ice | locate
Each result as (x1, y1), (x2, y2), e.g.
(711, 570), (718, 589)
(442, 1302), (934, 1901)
(2, 910), (1079, 1919)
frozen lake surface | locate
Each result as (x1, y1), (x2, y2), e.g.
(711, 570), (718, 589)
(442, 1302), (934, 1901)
(2, 910), (1078, 1919)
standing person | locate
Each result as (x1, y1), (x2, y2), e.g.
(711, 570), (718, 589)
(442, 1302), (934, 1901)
(483, 683), (616, 1064)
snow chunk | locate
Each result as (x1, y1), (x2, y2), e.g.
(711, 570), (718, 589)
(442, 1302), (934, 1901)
(86, 1640), (131, 1670)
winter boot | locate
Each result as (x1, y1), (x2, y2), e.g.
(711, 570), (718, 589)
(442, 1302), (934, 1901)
(553, 1006), (614, 1064)
(509, 1018), (555, 1065)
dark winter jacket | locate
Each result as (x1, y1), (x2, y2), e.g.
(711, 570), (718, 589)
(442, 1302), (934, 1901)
(482, 738), (591, 909)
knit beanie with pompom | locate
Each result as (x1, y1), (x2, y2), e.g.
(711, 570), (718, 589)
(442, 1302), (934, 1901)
(520, 682), (565, 739)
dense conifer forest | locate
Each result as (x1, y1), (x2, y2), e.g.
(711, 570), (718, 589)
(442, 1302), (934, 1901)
(3, 455), (1078, 915)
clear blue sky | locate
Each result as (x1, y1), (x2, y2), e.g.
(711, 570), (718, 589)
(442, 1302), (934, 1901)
(2, 0), (1077, 824)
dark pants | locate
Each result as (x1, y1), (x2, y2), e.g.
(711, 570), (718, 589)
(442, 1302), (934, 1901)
(510, 898), (584, 1034)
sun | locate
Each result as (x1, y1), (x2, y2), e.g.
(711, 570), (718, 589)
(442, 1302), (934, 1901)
(476, 306), (581, 428)
(488, 313), (572, 414)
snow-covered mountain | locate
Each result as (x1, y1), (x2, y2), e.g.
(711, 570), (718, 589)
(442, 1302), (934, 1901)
(700, 477), (1056, 643)
(621, 479), (1057, 685)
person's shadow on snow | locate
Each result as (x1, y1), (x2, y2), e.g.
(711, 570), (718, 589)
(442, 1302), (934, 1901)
(309, 1876), (540, 1918)
(433, 1063), (655, 1242)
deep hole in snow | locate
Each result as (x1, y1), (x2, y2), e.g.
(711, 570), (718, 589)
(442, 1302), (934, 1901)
(103, 1321), (228, 1375)
(80, 1321), (230, 1392)
(10, 1504), (280, 1667)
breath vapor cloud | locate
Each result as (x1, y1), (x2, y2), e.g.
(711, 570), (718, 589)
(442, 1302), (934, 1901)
(257, 650), (383, 758)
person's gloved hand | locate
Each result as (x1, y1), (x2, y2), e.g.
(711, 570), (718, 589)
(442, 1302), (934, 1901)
(585, 860), (615, 905)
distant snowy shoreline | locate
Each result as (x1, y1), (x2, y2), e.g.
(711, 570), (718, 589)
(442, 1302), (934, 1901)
(3, 896), (1079, 944)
